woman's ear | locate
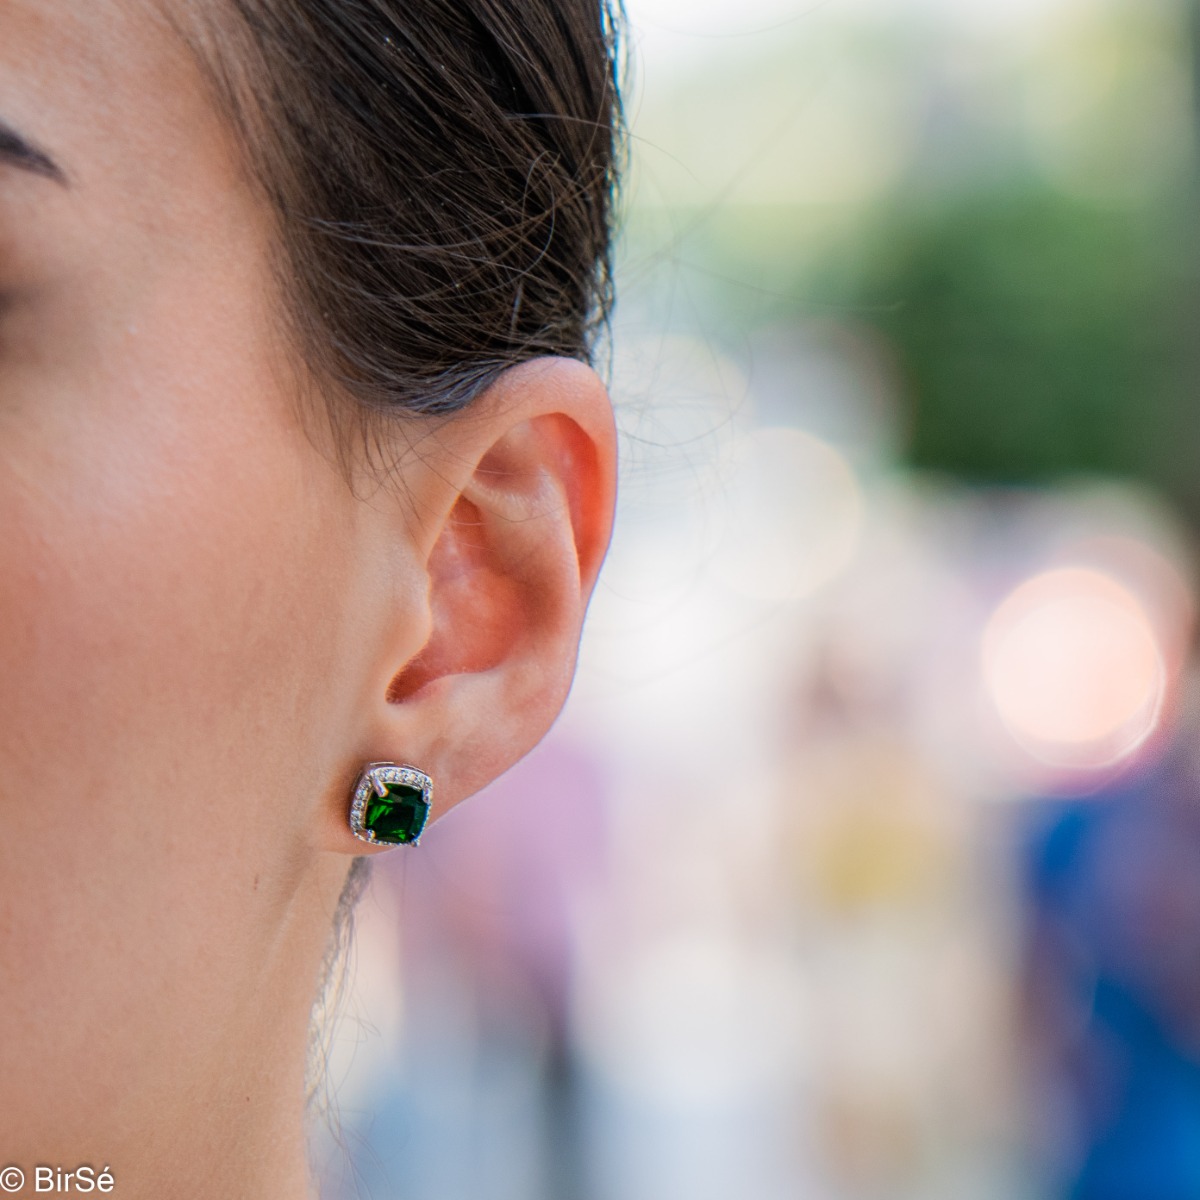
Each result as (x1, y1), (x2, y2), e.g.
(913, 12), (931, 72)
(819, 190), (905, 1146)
(318, 356), (616, 854)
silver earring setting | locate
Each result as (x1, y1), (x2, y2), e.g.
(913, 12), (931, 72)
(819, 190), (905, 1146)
(349, 762), (433, 846)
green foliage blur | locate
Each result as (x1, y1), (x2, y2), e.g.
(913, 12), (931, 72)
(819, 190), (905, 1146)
(626, 0), (1200, 518)
(861, 186), (1200, 509)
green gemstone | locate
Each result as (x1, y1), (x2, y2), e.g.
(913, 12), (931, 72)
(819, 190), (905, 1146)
(363, 781), (430, 845)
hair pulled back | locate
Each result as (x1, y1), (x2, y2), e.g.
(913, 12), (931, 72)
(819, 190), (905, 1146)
(189, 0), (623, 420)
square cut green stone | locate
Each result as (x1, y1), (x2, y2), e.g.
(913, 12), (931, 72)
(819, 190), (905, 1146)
(363, 781), (430, 845)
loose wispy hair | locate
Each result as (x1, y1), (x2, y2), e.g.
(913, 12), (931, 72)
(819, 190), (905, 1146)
(183, 0), (624, 432)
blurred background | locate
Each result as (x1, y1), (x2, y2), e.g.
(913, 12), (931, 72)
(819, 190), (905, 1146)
(316, 1), (1200, 1196)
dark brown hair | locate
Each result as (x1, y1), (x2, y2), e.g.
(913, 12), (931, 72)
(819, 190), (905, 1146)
(185, 0), (623, 422)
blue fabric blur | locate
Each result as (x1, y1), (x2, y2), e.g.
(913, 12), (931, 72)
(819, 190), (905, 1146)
(1023, 740), (1200, 1200)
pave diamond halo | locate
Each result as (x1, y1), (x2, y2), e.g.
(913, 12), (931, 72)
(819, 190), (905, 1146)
(348, 762), (433, 847)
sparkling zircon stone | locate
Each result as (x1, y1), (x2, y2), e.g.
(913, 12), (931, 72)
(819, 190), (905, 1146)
(362, 780), (430, 845)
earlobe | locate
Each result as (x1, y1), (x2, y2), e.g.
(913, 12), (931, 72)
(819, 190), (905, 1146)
(322, 357), (615, 855)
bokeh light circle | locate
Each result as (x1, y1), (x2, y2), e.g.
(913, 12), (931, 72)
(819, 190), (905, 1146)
(722, 427), (863, 602)
(981, 567), (1165, 770)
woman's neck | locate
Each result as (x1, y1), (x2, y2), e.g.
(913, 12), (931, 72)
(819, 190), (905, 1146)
(93, 857), (349, 1200)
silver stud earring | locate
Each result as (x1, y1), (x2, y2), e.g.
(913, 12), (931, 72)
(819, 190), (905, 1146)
(348, 762), (433, 846)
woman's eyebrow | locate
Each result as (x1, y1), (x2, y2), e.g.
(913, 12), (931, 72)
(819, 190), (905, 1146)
(0, 118), (67, 185)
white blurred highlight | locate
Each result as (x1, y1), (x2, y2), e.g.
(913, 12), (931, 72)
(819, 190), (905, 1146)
(722, 427), (863, 602)
(576, 934), (808, 1107)
(982, 567), (1166, 770)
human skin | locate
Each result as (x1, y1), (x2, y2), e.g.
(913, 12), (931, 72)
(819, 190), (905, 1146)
(0, 2), (616, 1197)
